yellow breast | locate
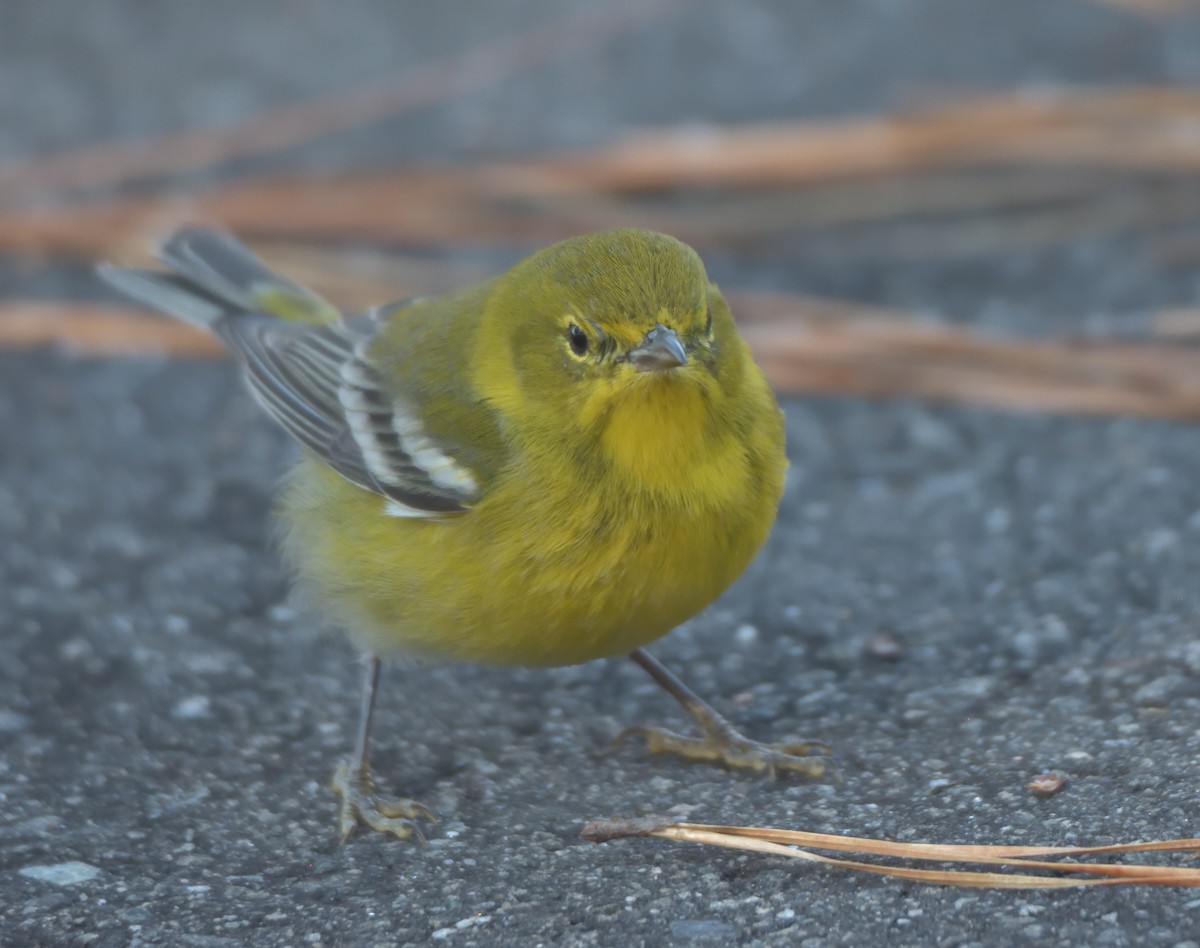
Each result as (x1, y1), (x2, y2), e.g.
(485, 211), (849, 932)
(280, 351), (786, 668)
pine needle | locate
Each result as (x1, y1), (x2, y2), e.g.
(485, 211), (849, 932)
(0, 302), (220, 357)
(7, 87), (1200, 261)
(11, 294), (1200, 421)
(582, 817), (1200, 889)
(0, 0), (682, 207)
(1085, 0), (1198, 17)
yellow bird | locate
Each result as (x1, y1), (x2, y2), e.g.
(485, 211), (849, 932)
(102, 228), (826, 841)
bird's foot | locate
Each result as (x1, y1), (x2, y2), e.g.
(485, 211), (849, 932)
(616, 718), (832, 779)
(331, 760), (435, 842)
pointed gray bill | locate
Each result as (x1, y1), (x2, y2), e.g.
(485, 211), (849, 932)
(628, 325), (688, 372)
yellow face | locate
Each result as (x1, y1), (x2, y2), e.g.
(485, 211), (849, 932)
(488, 229), (728, 421)
(476, 230), (756, 493)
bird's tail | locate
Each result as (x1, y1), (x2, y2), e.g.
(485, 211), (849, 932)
(98, 227), (341, 330)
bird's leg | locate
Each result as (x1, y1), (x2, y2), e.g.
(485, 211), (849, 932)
(616, 647), (830, 778)
(331, 656), (435, 842)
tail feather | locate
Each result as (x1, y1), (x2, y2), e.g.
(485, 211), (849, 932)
(96, 264), (229, 329)
(158, 228), (300, 311)
(98, 227), (340, 328)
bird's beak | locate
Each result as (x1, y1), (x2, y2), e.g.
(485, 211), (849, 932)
(628, 325), (688, 372)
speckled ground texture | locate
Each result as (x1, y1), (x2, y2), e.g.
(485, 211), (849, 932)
(6, 1), (1200, 946)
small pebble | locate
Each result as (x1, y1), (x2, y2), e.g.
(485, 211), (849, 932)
(172, 695), (212, 719)
(19, 862), (102, 886)
(0, 710), (31, 732)
(1027, 774), (1067, 798)
(734, 623), (758, 645)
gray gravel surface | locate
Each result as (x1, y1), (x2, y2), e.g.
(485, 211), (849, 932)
(5, 1), (1200, 946)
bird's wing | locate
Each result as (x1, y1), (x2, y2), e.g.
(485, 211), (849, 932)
(100, 228), (479, 517)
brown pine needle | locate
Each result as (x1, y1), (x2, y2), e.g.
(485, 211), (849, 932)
(730, 292), (1200, 421)
(0, 0), (681, 207)
(1150, 306), (1200, 340)
(5, 87), (1200, 261)
(11, 294), (1200, 422)
(0, 302), (220, 357)
(582, 818), (1200, 889)
(510, 86), (1200, 193)
(1086, 0), (1198, 16)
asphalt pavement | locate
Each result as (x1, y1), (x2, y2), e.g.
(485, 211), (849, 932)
(4, 1), (1200, 945)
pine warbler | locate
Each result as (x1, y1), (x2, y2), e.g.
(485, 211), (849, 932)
(103, 228), (828, 841)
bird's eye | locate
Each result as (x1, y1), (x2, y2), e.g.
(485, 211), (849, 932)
(567, 323), (589, 357)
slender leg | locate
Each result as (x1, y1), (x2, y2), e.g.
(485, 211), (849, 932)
(617, 648), (830, 778)
(330, 656), (435, 842)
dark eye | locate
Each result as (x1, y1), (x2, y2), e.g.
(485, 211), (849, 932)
(567, 323), (589, 357)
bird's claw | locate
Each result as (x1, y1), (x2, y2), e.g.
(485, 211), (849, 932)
(331, 760), (436, 843)
(615, 722), (832, 779)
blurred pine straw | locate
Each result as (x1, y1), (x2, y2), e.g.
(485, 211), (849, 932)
(17, 285), (1200, 420)
(0, 0), (685, 207)
(4, 27), (1200, 422)
(1087, 0), (1200, 16)
(582, 818), (1200, 889)
(11, 87), (1200, 258)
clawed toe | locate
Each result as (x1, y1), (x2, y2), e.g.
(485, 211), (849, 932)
(621, 649), (835, 781)
(332, 760), (436, 843)
(617, 723), (830, 779)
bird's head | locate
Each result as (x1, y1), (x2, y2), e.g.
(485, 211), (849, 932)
(477, 230), (745, 446)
